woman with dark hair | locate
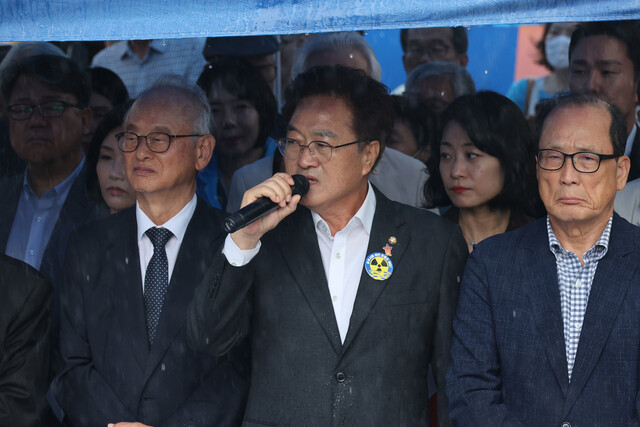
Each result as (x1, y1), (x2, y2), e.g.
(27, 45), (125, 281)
(196, 56), (278, 209)
(85, 101), (136, 213)
(506, 23), (577, 119)
(424, 91), (541, 252)
(388, 95), (439, 165)
(84, 67), (129, 150)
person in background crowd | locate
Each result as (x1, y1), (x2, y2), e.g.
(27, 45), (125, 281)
(83, 67), (129, 151)
(389, 95), (438, 165)
(507, 23), (577, 118)
(196, 57), (278, 210)
(203, 35), (280, 90)
(447, 92), (638, 426)
(0, 254), (53, 426)
(569, 20), (640, 181)
(91, 38), (206, 97)
(424, 91), (539, 252)
(86, 101), (136, 213)
(188, 65), (467, 426)
(278, 34), (310, 99)
(393, 26), (469, 94)
(0, 54), (97, 272)
(405, 61), (476, 114)
(54, 76), (248, 427)
(227, 32), (430, 212)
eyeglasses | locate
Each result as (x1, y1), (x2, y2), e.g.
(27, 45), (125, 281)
(277, 138), (369, 163)
(537, 149), (618, 173)
(405, 42), (450, 60)
(115, 132), (203, 153)
(7, 101), (78, 120)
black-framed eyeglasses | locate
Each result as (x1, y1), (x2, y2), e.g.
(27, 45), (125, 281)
(115, 131), (203, 153)
(7, 101), (78, 120)
(537, 149), (618, 173)
(405, 42), (450, 60)
(277, 137), (369, 163)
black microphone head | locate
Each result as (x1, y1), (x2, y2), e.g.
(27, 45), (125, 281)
(291, 174), (310, 197)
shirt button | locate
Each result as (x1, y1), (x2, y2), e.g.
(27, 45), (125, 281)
(28, 249), (35, 256)
(335, 252), (341, 259)
(561, 422), (571, 427)
(36, 216), (42, 223)
(573, 321), (582, 329)
(335, 372), (346, 382)
(332, 295), (337, 301)
(575, 280), (581, 287)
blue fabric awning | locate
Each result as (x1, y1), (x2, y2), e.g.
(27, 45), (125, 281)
(0, 0), (637, 41)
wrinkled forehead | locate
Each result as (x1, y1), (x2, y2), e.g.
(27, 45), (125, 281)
(125, 89), (197, 126)
(540, 104), (613, 151)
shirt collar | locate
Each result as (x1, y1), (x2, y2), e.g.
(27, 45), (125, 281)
(136, 194), (197, 244)
(122, 40), (166, 60)
(311, 183), (376, 238)
(547, 214), (612, 262)
(23, 155), (85, 204)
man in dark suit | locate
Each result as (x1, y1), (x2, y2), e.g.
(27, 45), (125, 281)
(54, 77), (247, 426)
(446, 93), (638, 425)
(568, 21), (640, 181)
(0, 54), (99, 271)
(188, 66), (467, 426)
(0, 254), (52, 426)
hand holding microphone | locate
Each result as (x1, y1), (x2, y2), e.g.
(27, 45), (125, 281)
(224, 174), (309, 240)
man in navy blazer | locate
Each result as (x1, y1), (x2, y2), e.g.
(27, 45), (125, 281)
(54, 78), (247, 426)
(446, 93), (639, 425)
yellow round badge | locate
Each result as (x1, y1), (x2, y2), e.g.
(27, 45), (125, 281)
(365, 252), (394, 281)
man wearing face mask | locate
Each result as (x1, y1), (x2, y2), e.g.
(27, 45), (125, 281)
(507, 23), (577, 118)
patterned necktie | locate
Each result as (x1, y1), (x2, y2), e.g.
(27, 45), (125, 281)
(144, 227), (173, 345)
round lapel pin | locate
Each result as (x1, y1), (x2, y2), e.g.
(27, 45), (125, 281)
(364, 252), (394, 281)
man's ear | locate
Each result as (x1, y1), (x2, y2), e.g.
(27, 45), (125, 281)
(361, 140), (380, 176)
(458, 53), (469, 67)
(616, 155), (631, 191)
(195, 134), (215, 171)
(79, 107), (93, 135)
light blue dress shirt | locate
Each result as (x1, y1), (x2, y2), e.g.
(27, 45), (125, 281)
(5, 157), (85, 270)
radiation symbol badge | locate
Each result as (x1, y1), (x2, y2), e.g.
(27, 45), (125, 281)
(365, 252), (394, 281)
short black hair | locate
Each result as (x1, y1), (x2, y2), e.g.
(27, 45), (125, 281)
(197, 56), (277, 149)
(89, 67), (129, 107)
(1, 54), (90, 107)
(569, 21), (640, 84)
(85, 100), (134, 207)
(424, 91), (539, 214)
(535, 92), (628, 157)
(391, 95), (439, 153)
(282, 65), (394, 166)
(400, 27), (468, 55)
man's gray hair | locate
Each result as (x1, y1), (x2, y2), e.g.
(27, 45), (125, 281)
(291, 32), (382, 82)
(138, 74), (212, 135)
(405, 61), (476, 98)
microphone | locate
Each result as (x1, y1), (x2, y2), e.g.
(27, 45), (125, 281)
(223, 174), (310, 233)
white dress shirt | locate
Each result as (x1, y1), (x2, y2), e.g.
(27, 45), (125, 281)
(136, 194), (197, 292)
(223, 184), (377, 342)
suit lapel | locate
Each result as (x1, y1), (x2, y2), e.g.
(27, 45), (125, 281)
(341, 191), (408, 355)
(276, 207), (343, 355)
(521, 220), (570, 396)
(144, 201), (224, 378)
(0, 174), (24, 251)
(561, 216), (637, 416)
(109, 209), (149, 370)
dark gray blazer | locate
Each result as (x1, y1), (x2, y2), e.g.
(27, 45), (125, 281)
(189, 189), (468, 426)
(447, 214), (640, 426)
(54, 199), (248, 427)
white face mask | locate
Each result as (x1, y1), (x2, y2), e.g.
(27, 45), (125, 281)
(545, 35), (571, 70)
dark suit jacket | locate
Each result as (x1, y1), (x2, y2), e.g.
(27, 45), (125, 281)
(54, 199), (248, 427)
(0, 254), (53, 427)
(0, 167), (99, 272)
(446, 214), (640, 426)
(189, 189), (468, 426)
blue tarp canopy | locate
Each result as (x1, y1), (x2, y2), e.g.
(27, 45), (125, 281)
(0, 0), (638, 41)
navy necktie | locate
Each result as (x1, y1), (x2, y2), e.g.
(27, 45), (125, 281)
(144, 227), (173, 345)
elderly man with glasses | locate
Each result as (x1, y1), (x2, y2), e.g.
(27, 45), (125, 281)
(188, 65), (468, 426)
(53, 77), (248, 427)
(446, 92), (640, 426)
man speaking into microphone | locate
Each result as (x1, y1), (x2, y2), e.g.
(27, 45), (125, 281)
(188, 66), (468, 426)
